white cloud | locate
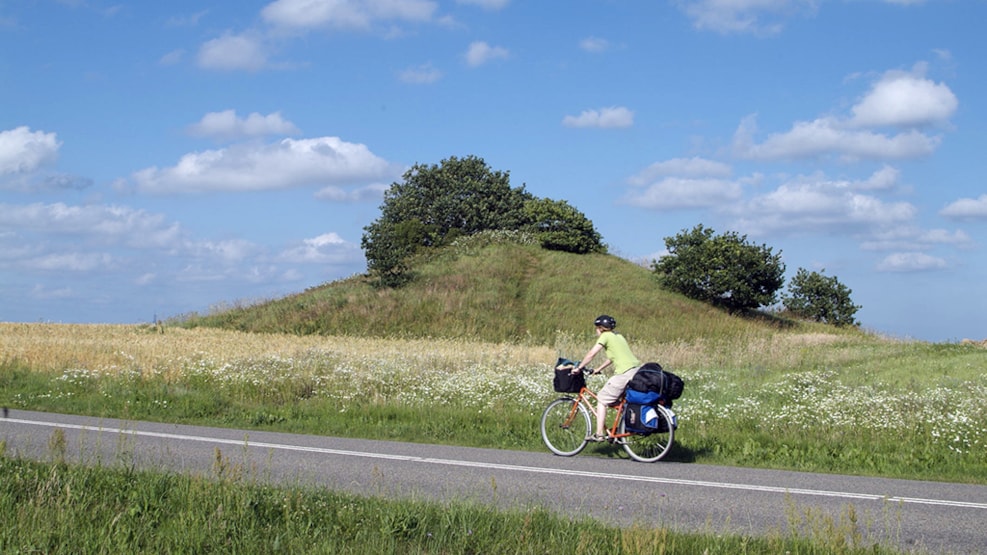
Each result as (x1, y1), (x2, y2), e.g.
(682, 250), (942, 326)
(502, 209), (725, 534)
(464, 41), (509, 67)
(733, 175), (917, 235)
(940, 194), (987, 220)
(188, 110), (300, 139)
(188, 239), (260, 263)
(876, 252), (947, 272)
(314, 183), (388, 202)
(0, 202), (184, 249)
(850, 71), (958, 128)
(262, 0), (437, 31)
(733, 114), (940, 161)
(621, 177), (742, 210)
(197, 32), (268, 71)
(733, 65), (956, 162)
(278, 232), (361, 264)
(398, 63), (443, 84)
(859, 165), (900, 190)
(676, 0), (817, 35)
(132, 137), (398, 193)
(456, 0), (509, 9)
(860, 227), (971, 251)
(628, 157), (731, 186)
(562, 106), (634, 129)
(0, 126), (61, 175)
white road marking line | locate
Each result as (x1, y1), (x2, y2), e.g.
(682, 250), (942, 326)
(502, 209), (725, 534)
(6, 417), (987, 510)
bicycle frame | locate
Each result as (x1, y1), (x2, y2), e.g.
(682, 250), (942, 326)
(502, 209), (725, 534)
(565, 386), (634, 443)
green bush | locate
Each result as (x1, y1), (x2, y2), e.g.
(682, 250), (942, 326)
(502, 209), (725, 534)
(782, 268), (861, 327)
(652, 224), (785, 313)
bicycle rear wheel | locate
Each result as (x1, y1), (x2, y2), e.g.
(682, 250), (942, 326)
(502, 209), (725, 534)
(619, 404), (675, 462)
(540, 398), (591, 456)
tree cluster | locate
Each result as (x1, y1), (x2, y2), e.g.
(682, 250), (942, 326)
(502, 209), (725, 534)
(651, 224), (860, 326)
(781, 268), (861, 326)
(361, 155), (604, 287)
(651, 224), (785, 313)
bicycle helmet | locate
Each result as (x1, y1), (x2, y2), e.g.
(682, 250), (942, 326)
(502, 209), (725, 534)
(594, 315), (616, 330)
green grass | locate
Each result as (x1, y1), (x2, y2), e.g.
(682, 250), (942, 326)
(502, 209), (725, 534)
(0, 453), (906, 555)
(4, 330), (986, 483)
(177, 237), (794, 345)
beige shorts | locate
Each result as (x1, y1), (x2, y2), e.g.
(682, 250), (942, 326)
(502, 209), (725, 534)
(597, 366), (640, 406)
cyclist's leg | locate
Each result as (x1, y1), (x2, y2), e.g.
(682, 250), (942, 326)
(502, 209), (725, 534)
(595, 368), (639, 436)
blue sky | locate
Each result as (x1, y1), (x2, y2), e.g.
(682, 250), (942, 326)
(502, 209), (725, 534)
(2, 0), (985, 342)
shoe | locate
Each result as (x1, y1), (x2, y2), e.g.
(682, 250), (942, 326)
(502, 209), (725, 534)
(587, 434), (608, 443)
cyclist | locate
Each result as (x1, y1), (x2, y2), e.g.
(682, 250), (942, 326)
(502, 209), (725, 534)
(571, 315), (641, 441)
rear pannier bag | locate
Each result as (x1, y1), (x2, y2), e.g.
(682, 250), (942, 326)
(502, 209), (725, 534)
(627, 362), (685, 401)
(624, 403), (672, 433)
(553, 357), (585, 393)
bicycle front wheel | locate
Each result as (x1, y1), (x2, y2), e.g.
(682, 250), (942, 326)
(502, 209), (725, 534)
(619, 404), (675, 462)
(540, 398), (591, 456)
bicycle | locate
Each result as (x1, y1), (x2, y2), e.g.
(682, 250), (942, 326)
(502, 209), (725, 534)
(540, 368), (675, 462)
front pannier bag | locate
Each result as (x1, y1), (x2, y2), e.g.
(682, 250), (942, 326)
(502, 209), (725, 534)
(553, 357), (585, 393)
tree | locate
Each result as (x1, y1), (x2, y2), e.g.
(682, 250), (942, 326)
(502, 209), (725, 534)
(522, 198), (605, 254)
(361, 155), (532, 286)
(651, 224), (785, 313)
(782, 268), (861, 327)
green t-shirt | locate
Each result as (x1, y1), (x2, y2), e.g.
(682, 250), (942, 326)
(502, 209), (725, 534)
(597, 331), (640, 374)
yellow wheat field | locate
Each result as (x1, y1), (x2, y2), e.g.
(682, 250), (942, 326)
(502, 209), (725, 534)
(0, 323), (556, 380)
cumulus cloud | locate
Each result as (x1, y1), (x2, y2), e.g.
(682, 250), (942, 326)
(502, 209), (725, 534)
(733, 115), (940, 161)
(940, 194), (987, 220)
(0, 126), (61, 175)
(131, 137), (398, 193)
(876, 252), (947, 272)
(731, 171), (918, 236)
(628, 157), (731, 186)
(562, 106), (634, 129)
(622, 177), (742, 210)
(197, 32), (269, 71)
(188, 110), (300, 140)
(464, 41), (509, 67)
(261, 0), (437, 31)
(0, 202), (184, 249)
(849, 70), (957, 128)
(733, 67), (955, 162)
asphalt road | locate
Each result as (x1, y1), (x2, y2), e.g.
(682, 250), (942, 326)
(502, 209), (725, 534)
(2, 409), (985, 554)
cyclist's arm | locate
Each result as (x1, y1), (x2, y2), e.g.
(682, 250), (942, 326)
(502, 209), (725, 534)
(575, 343), (605, 373)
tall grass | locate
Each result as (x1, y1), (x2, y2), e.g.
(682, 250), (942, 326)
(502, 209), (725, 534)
(3, 322), (986, 483)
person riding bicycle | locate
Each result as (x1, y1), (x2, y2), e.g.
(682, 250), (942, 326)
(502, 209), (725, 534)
(571, 315), (641, 442)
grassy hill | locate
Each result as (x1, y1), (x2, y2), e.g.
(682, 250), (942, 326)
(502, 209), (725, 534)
(180, 235), (838, 346)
